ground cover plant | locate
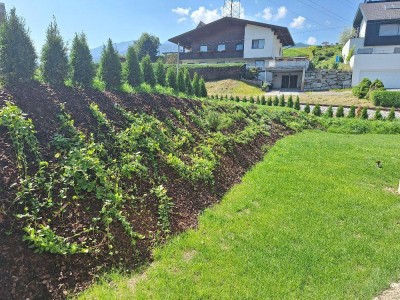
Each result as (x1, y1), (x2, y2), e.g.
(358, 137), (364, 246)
(80, 132), (400, 299)
(0, 82), (321, 299)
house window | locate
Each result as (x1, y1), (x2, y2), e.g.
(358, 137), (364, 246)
(379, 24), (400, 36)
(217, 44), (226, 52)
(255, 60), (265, 69)
(200, 45), (208, 52)
(236, 43), (244, 51)
(252, 39), (265, 49)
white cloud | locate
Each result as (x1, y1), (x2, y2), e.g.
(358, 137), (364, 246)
(276, 6), (288, 20)
(191, 7), (220, 24)
(177, 17), (187, 23)
(307, 36), (317, 45)
(172, 7), (191, 16)
(290, 16), (306, 28)
(260, 6), (287, 21)
(262, 8), (273, 21)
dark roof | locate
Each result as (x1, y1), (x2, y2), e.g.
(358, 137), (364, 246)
(354, 1), (400, 27)
(169, 17), (294, 47)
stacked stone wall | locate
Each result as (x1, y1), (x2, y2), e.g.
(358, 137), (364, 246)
(304, 70), (352, 91)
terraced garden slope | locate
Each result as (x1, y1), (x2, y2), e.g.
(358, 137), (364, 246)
(0, 82), (318, 299)
(81, 132), (400, 299)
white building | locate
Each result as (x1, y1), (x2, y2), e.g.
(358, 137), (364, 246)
(169, 17), (309, 90)
(342, 0), (400, 89)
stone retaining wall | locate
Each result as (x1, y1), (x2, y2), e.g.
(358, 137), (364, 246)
(304, 70), (352, 91)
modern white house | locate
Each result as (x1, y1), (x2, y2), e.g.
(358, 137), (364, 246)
(342, 0), (400, 89)
(169, 17), (309, 90)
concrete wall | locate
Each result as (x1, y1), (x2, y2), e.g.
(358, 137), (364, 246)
(304, 70), (352, 91)
(351, 53), (400, 88)
(244, 24), (281, 59)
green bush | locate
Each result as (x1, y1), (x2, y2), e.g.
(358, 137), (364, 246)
(273, 96), (279, 106)
(243, 96), (248, 103)
(261, 96), (266, 105)
(348, 105), (356, 118)
(361, 107), (369, 119)
(387, 107), (396, 121)
(192, 72), (200, 96)
(199, 77), (207, 97)
(154, 60), (166, 86)
(304, 104), (311, 113)
(256, 96), (261, 104)
(287, 95), (294, 108)
(374, 108), (383, 120)
(0, 8), (37, 85)
(98, 38), (122, 90)
(70, 33), (94, 87)
(370, 90), (400, 108)
(177, 68), (185, 93)
(141, 55), (156, 87)
(325, 106), (333, 118)
(184, 68), (193, 95)
(235, 96), (240, 102)
(279, 95), (286, 107)
(312, 104), (322, 116)
(41, 18), (68, 86)
(250, 96), (255, 104)
(267, 97), (272, 106)
(359, 78), (372, 99)
(294, 96), (300, 110)
(166, 68), (177, 91)
(336, 105), (345, 118)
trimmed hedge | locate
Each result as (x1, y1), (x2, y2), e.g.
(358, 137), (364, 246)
(371, 91), (400, 108)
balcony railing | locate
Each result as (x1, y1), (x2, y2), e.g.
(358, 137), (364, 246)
(357, 47), (400, 54)
(265, 58), (309, 69)
(179, 50), (243, 60)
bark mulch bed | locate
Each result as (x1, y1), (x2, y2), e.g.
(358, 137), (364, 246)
(0, 82), (293, 300)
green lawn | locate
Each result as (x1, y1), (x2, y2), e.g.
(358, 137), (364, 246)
(80, 132), (400, 299)
(206, 79), (265, 98)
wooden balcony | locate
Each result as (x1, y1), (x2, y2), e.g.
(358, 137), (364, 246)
(179, 50), (244, 60)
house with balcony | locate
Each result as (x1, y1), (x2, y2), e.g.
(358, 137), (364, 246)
(169, 17), (309, 90)
(342, 0), (400, 89)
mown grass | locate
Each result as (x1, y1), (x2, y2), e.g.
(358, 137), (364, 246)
(206, 79), (265, 98)
(79, 132), (400, 300)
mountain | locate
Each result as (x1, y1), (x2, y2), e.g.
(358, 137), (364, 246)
(90, 41), (177, 62)
(294, 42), (309, 48)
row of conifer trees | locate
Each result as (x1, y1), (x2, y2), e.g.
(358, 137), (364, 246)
(210, 94), (397, 121)
(0, 8), (207, 97)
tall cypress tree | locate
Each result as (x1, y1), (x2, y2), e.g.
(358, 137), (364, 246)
(0, 8), (37, 85)
(166, 68), (177, 91)
(192, 72), (200, 96)
(177, 68), (185, 93)
(184, 68), (193, 95)
(41, 17), (68, 86)
(154, 59), (165, 86)
(125, 45), (142, 87)
(98, 38), (122, 89)
(70, 33), (94, 87)
(141, 55), (156, 86)
(199, 77), (207, 97)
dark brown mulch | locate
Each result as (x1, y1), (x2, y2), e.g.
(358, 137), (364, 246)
(0, 83), (292, 300)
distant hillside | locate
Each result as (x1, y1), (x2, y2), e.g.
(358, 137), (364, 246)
(91, 41), (177, 62)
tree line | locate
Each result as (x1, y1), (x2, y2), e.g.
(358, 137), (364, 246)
(0, 8), (207, 97)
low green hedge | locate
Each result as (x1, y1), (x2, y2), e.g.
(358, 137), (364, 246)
(371, 90), (400, 107)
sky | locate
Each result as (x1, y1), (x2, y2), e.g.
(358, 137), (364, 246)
(3, 0), (362, 51)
